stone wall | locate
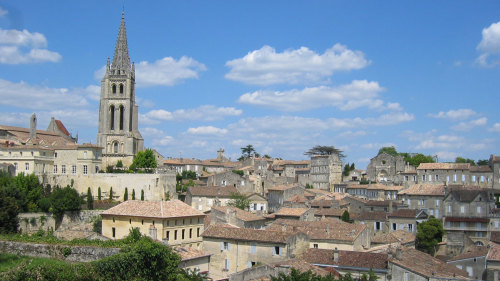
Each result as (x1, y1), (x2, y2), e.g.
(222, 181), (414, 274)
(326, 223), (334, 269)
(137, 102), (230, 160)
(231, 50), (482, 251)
(0, 240), (120, 262)
(18, 213), (56, 235)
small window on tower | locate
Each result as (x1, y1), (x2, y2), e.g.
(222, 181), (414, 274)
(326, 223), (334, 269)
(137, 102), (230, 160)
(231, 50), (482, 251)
(112, 84), (116, 93)
(119, 84), (124, 94)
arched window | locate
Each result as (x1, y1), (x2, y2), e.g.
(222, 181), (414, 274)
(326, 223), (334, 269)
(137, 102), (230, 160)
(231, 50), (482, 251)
(112, 84), (116, 94)
(119, 106), (124, 130)
(119, 84), (124, 94)
(113, 142), (119, 153)
(110, 105), (115, 130)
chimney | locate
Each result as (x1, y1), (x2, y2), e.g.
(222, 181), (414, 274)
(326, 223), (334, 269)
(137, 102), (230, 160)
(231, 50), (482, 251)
(333, 247), (339, 262)
(395, 248), (402, 260)
(29, 113), (37, 141)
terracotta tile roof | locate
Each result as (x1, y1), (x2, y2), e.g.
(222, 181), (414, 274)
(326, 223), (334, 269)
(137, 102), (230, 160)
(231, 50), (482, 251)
(398, 184), (445, 196)
(389, 247), (469, 278)
(101, 200), (204, 219)
(272, 160), (310, 166)
(365, 200), (404, 207)
(54, 120), (70, 136)
(305, 189), (333, 197)
(301, 248), (388, 270)
(0, 124), (76, 149)
(275, 208), (309, 217)
(447, 246), (488, 261)
(267, 184), (300, 191)
(388, 209), (421, 218)
(446, 188), (491, 203)
(487, 242), (500, 261)
(314, 208), (346, 217)
(469, 165), (492, 172)
(173, 246), (211, 261)
(347, 184), (403, 191)
(202, 224), (299, 243)
(372, 230), (416, 244)
(187, 186), (238, 197)
(269, 259), (334, 277)
(163, 158), (203, 165)
(491, 231), (500, 244)
(211, 206), (265, 222)
(285, 194), (308, 203)
(417, 162), (470, 170)
(352, 211), (387, 221)
(311, 197), (333, 208)
(267, 218), (366, 242)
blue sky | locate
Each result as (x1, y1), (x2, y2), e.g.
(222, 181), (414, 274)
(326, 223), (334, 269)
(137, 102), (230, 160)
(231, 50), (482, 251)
(0, 1), (499, 168)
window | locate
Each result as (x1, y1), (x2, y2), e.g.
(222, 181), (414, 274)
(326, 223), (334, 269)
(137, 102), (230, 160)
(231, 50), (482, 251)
(422, 175), (426, 181)
(404, 272), (409, 281)
(404, 175), (409, 181)
(112, 227), (116, 238)
(466, 266), (473, 277)
(481, 176), (485, 183)
(225, 259), (230, 271)
(166, 231), (169, 241)
(462, 174), (466, 182)
(461, 205), (465, 214)
(408, 224), (413, 232)
(197, 227), (200, 237)
(83, 151), (87, 159)
(446, 175), (449, 182)
(61, 165), (66, 174)
(448, 205), (452, 213)
(273, 246), (282, 256)
(72, 165), (76, 174)
(222, 242), (230, 251)
(25, 163), (29, 170)
(392, 223), (397, 231)
(436, 200), (440, 207)
(129, 219), (131, 224)
(495, 221), (499, 229)
(112, 84), (116, 93)
(435, 175), (439, 181)
(453, 174), (457, 182)
(477, 206), (482, 214)
(182, 229), (185, 240)
(189, 228), (192, 239)
(119, 84), (124, 94)
(141, 220), (144, 225)
(375, 221), (381, 230)
(313, 244), (318, 248)
(251, 243), (256, 254)
(472, 175), (476, 182)
(83, 165), (88, 175)
(477, 222), (482, 230)
(460, 222), (466, 229)
(53, 165), (58, 174)
(174, 230), (177, 240)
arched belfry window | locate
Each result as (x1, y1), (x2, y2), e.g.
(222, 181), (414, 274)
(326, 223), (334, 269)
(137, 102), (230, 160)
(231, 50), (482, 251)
(119, 84), (124, 94)
(110, 105), (115, 130)
(112, 84), (116, 94)
(119, 106), (124, 130)
(113, 142), (119, 154)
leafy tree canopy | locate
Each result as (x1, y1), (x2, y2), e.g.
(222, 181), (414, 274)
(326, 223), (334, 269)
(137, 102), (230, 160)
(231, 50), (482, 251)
(304, 145), (345, 158)
(130, 148), (157, 171)
(455, 157), (476, 166)
(238, 144), (259, 161)
(416, 216), (444, 255)
(477, 159), (489, 166)
(227, 192), (251, 210)
(377, 146), (398, 156)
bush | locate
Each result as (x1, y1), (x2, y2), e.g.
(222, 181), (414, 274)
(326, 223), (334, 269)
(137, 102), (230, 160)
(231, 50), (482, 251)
(50, 186), (83, 218)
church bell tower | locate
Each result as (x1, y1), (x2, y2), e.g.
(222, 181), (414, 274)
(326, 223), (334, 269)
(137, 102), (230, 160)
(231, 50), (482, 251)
(97, 12), (144, 167)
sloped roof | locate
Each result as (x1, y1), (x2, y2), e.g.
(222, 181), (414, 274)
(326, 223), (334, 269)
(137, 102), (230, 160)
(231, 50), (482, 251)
(267, 184), (301, 191)
(487, 242), (500, 262)
(398, 184), (445, 196)
(202, 224), (299, 243)
(372, 230), (416, 245)
(417, 163), (470, 170)
(211, 206), (265, 222)
(0, 124), (76, 149)
(314, 208), (346, 217)
(351, 211), (386, 221)
(173, 246), (211, 261)
(187, 186), (238, 197)
(275, 208), (309, 217)
(445, 188), (491, 203)
(446, 246), (488, 262)
(101, 199), (204, 219)
(301, 248), (388, 270)
(388, 209), (425, 219)
(469, 165), (492, 172)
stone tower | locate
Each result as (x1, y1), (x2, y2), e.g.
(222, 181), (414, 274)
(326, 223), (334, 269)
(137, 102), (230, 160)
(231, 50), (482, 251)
(97, 12), (144, 167)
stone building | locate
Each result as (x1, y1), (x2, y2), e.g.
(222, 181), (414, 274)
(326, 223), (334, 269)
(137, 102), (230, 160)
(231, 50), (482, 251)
(201, 224), (310, 280)
(446, 246), (488, 280)
(97, 13), (144, 167)
(310, 154), (342, 191)
(366, 152), (406, 183)
(185, 186), (238, 212)
(398, 184), (446, 218)
(267, 184), (305, 213)
(209, 206), (266, 229)
(101, 200), (205, 248)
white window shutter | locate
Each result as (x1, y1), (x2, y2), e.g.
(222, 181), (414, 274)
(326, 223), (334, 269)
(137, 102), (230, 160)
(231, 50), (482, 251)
(248, 261), (251, 268)
(272, 247), (276, 256)
(220, 242), (223, 251)
(280, 247), (284, 256)
(228, 242), (230, 251)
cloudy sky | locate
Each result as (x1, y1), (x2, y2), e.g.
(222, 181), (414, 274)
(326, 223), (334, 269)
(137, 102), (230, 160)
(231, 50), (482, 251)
(0, 1), (499, 167)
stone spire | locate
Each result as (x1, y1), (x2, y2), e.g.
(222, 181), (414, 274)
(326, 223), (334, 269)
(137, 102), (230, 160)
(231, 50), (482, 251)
(111, 12), (130, 72)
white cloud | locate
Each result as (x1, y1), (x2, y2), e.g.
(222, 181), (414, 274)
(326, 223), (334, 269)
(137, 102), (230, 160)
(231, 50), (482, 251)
(141, 105), (242, 124)
(476, 21), (500, 67)
(0, 79), (92, 110)
(435, 151), (459, 162)
(0, 28), (61, 64)
(489, 123), (500, 132)
(141, 127), (164, 137)
(152, 136), (174, 146)
(0, 6), (7, 17)
(338, 130), (368, 138)
(328, 112), (415, 129)
(428, 109), (476, 121)
(225, 44), (370, 85)
(451, 117), (487, 131)
(238, 80), (390, 112)
(187, 126), (228, 135)
(135, 56), (206, 87)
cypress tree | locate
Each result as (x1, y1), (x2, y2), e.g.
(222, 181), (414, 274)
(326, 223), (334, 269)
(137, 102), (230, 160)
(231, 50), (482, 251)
(124, 188), (128, 201)
(132, 189), (136, 200)
(141, 189), (144, 201)
(98, 187), (101, 200)
(109, 187), (113, 200)
(87, 187), (93, 210)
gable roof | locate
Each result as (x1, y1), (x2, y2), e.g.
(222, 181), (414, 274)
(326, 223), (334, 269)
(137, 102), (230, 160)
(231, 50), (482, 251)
(274, 208), (310, 217)
(372, 230), (416, 245)
(202, 224), (301, 244)
(487, 242), (500, 262)
(211, 206), (265, 222)
(417, 163), (470, 170)
(388, 209), (426, 219)
(351, 211), (386, 221)
(301, 248), (388, 270)
(187, 186), (238, 197)
(446, 246), (488, 262)
(267, 184), (301, 191)
(173, 246), (211, 261)
(445, 188), (491, 203)
(101, 199), (204, 219)
(398, 184), (445, 196)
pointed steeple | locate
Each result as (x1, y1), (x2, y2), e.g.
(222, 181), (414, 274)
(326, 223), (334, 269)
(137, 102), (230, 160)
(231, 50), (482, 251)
(111, 12), (131, 72)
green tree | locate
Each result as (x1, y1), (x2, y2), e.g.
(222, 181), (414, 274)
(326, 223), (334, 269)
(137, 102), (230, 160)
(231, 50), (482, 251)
(378, 146), (398, 156)
(51, 186), (84, 218)
(305, 183), (313, 189)
(132, 189), (136, 200)
(416, 216), (444, 255)
(404, 153), (435, 168)
(124, 188), (128, 201)
(87, 187), (94, 210)
(116, 160), (124, 168)
(141, 189), (144, 201)
(238, 144), (260, 161)
(477, 159), (489, 166)
(109, 187), (113, 200)
(455, 157), (476, 166)
(0, 188), (19, 234)
(304, 145), (345, 158)
(227, 193), (251, 210)
(181, 170), (197, 180)
(130, 148), (157, 172)
(271, 268), (337, 281)
(98, 186), (101, 200)
(12, 172), (43, 212)
(340, 210), (350, 223)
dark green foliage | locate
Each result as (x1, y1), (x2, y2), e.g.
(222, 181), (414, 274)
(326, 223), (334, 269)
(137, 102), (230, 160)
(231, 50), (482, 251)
(455, 157), (476, 166)
(477, 159), (489, 166)
(106, 165), (114, 173)
(239, 144), (258, 161)
(130, 148), (157, 172)
(92, 215), (102, 234)
(271, 268), (338, 281)
(305, 183), (313, 189)
(180, 268), (209, 281)
(304, 145), (345, 158)
(416, 216), (444, 255)
(232, 169), (244, 176)
(12, 173), (43, 212)
(227, 192), (251, 210)
(50, 186), (83, 218)
(109, 187), (113, 200)
(176, 179), (195, 193)
(0, 189), (19, 234)
(37, 197), (52, 212)
(180, 170), (197, 180)
(378, 146), (398, 156)
(86, 187), (93, 210)
(116, 160), (124, 168)
(401, 153), (435, 168)
(124, 187), (128, 201)
(141, 189), (144, 200)
(132, 189), (136, 200)
(98, 187), (101, 200)
(340, 210), (350, 223)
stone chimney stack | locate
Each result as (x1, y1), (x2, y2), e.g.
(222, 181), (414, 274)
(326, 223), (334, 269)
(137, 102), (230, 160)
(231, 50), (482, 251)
(333, 247), (339, 262)
(29, 113), (37, 141)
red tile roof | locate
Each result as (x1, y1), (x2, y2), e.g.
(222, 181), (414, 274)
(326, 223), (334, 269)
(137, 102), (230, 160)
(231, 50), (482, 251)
(211, 206), (265, 222)
(202, 224), (300, 243)
(174, 246), (211, 261)
(301, 248), (388, 270)
(187, 186), (238, 197)
(398, 184), (445, 196)
(101, 200), (204, 219)
(417, 163), (470, 170)
(275, 208), (309, 217)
